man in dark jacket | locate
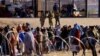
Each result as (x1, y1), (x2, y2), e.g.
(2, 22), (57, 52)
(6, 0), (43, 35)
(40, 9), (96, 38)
(86, 26), (97, 56)
(0, 27), (11, 55)
(53, 3), (59, 12)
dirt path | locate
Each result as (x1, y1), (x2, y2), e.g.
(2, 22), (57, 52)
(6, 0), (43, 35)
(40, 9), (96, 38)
(0, 18), (100, 27)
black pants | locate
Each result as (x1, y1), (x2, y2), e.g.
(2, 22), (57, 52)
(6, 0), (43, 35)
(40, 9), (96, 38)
(55, 17), (60, 26)
(55, 37), (62, 50)
(89, 42), (97, 56)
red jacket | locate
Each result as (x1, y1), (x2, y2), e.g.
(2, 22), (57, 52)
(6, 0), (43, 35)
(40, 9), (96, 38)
(73, 29), (80, 45)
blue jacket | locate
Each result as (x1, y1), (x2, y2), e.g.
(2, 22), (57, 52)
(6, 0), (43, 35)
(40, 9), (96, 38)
(19, 32), (25, 42)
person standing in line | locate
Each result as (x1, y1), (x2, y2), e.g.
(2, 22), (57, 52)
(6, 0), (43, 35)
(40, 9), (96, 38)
(23, 23), (35, 56)
(69, 24), (82, 56)
(40, 11), (46, 27)
(41, 27), (49, 53)
(54, 25), (61, 50)
(16, 24), (25, 53)
(54, 11), (60, 26)
(48, 11), (53, 27)
(86, 26), (97, 56)
(35, 27), (43, 56)
(53, 3), (60, 27)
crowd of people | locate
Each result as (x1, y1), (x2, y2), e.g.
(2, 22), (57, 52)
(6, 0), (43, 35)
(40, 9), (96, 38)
(0, 1), (99, 56)
(0, 1), (82, 18)
(0, 1), (34, 18)
(0, 22), (100, 56)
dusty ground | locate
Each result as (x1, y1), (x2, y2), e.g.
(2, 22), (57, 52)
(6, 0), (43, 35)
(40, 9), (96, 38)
(43, 48), (100, 56)
(0, 18), (100, 56)
(0, 18), (100, 27)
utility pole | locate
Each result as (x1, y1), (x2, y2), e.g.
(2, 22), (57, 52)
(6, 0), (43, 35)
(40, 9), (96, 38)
(99, 0), (100, 17)
(59, 0), (60, 12)
(32, 0), (34, 16)
(32, 0), (34, 9)
(34, 0), (38, 17)
(44, 0), (47, 17)
(85, 0), (87, 17)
